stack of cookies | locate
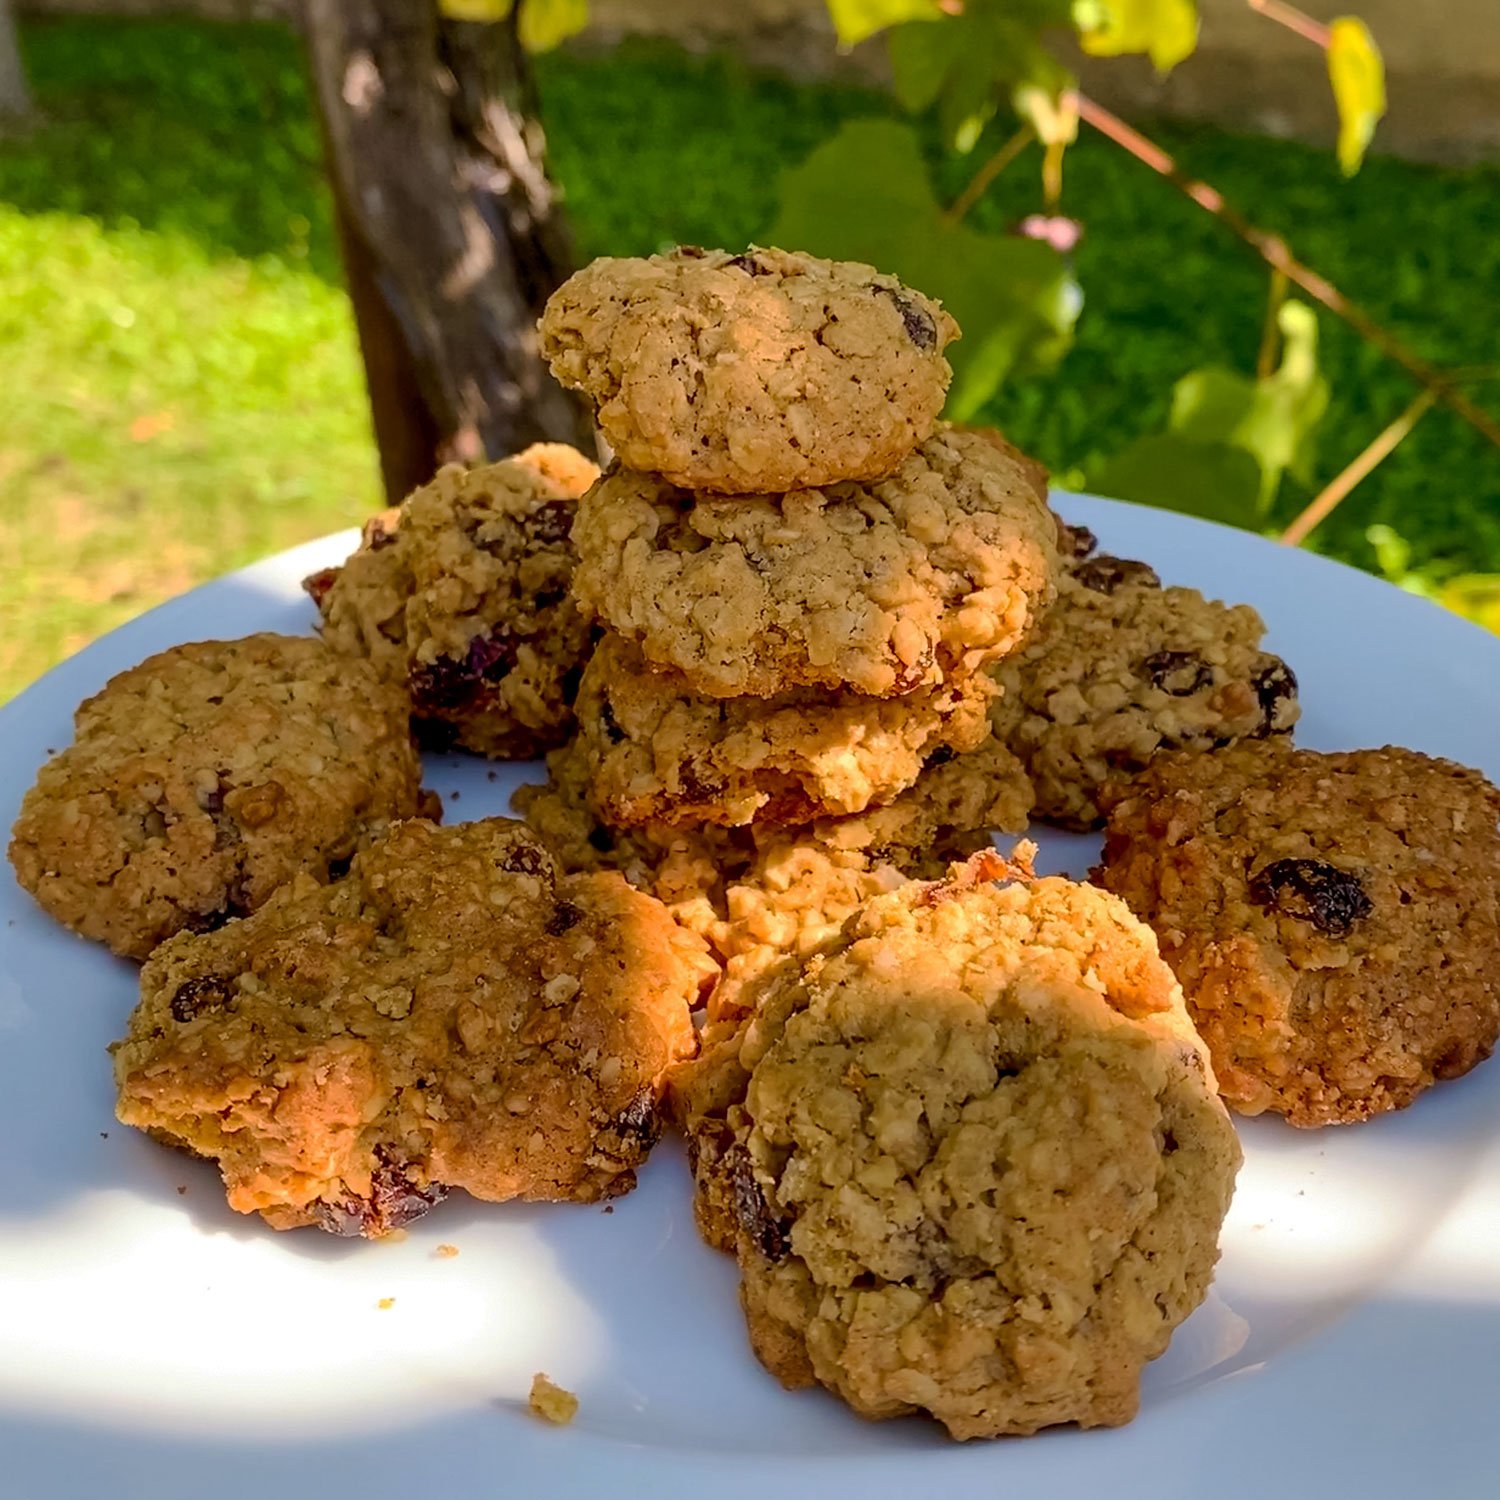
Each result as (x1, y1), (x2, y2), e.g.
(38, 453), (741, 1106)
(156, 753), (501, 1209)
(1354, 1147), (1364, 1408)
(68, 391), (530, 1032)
(530, 246), (1061, 950)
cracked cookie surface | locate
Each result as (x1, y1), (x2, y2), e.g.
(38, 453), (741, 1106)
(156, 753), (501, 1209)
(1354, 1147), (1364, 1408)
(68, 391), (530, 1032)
(310, 444), (599, 759)
(572, 634), (996, 827)
(540, 246), (958, 494)
(991, 538), (1299, 830)
(517, 728), (1032, 956)
(1095, 742), (1500, 1124)
(571, 427), (1058, 699)
(8, 633), (429, 960)
(714, 853), (1239, 1438)
(112, 818), (712, 1234)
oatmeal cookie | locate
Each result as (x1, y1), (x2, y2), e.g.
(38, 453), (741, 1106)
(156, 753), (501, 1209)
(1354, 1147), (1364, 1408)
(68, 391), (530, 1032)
(1095, 742), (1500, 1125)
(715, 852), (1239, 1437)
(112, 818), (713, 1233)
(517, 731), (1031, 946)
(571, 428), (1059, 699)
(518, 731), (1031, 891)
(649, 746), (1033, 1254)
(572, 634), (996, 828)
(307, 506), (413, 684)
(953, 423), (1050, 500)
(9, 634), (430, 961)
(539, 246), (958, 494)
(310, 444), (599, 758)
(991, 544), (1299, 830)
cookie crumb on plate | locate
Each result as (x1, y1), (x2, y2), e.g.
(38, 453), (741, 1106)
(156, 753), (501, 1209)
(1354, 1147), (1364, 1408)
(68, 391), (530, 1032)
(528, 1372), (578, 1426)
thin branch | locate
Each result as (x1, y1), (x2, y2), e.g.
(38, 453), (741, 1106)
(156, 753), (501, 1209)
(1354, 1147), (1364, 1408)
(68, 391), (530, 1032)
(942, 126), (1032, 227)
(1256, 266), (1289, 380)
(1070, 91), (1500, 455)
(1281, 390), (1437, 547)
(1245, 0), (1332, 49)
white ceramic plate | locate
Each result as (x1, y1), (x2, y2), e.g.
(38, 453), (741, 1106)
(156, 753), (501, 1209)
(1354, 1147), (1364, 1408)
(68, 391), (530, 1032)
(2, 495), (1498, 1500)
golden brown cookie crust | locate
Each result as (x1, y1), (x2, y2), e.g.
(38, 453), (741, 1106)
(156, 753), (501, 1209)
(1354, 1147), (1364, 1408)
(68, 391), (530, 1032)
(699, 854), (1239, 1437)
(517, 733), (1030, 894)
(1095, 742), (1500, 1125)
(540, 246), (959, 494)
(991, 547), (1299, 830)
(311, 445), (599, 760)
(8, 634), (429, 960)
(112, 818), (713, 1234)
(571, 634), (996, 828)
(571, 428), (1058, 699)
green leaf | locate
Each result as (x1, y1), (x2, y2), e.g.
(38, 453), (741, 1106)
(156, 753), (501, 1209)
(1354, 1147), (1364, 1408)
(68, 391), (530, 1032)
(1169, 300), (1329, 510)
(519, 0), (590, 50)
(940, 54), (1001, 155)
(1090, 301), (1328, 527)
(826, 0), (942, 50)
(768, 118), (1079, 417)
(1327, 16), (1385, 175)
(890, 10), (1070, 150)
(1365, 523), (1413, 581)
(439, 0), (513, 19)
(888, 19), (960, 113)
(1091, 433), (1263, 528)
(1075, 0), (1198, 72)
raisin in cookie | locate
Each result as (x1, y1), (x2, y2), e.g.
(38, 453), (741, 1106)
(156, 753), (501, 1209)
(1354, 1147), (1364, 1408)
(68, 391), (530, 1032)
(991, 544), (1299, 830)
(540, 246), (958, 494)
(710, 852), (1239, 1437)
(1095, 743), (1500, 1125)
(310, 444), (599, 758)
(571, 428), (1058, 699)
(9, 634), (430, 961)
(573, 634), (995, 828)
(112, 819), (713, 1234)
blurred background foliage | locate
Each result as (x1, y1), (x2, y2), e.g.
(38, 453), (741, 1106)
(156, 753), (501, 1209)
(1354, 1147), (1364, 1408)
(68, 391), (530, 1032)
(2, 14), (1498, 702)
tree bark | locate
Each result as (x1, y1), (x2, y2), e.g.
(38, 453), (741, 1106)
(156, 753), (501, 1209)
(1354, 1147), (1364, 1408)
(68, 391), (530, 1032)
(0, 0), (31, 120)
(300, 0), (593, 503)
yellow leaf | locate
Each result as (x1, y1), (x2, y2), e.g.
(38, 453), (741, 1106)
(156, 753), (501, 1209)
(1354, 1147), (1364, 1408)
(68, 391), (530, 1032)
(1076, 0), (1198, 73)
(439, 0), (512, 19)
(519, 0), (589, 51)
(1327, 17), (1385, 176)
(1441, 574), (1500, 635)
(827, 0), (943, 50)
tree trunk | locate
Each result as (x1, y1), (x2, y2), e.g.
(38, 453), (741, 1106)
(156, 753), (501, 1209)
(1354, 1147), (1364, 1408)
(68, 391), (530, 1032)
(0, 0), (31, 120)
(300, 0), (593, 503)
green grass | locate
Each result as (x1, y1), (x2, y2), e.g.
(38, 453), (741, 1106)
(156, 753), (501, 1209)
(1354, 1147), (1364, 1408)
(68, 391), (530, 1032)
(3, 16), (1498, 701)
(1, 20), (371, 701)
